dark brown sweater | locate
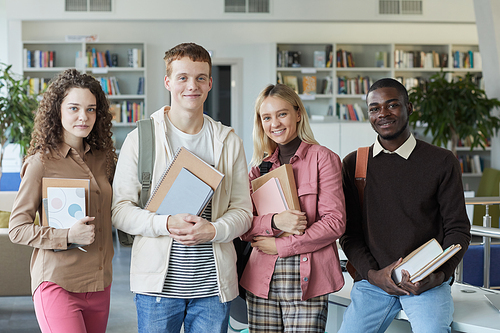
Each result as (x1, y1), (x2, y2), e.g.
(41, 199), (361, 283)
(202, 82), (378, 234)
(340, 140), (471, 282)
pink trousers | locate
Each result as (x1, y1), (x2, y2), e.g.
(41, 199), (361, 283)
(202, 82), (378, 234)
(33, 281), (111, 333)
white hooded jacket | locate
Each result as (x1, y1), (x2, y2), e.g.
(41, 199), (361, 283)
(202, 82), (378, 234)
(111, 106), (252, 302)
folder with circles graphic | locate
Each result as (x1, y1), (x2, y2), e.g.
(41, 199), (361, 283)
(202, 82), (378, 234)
(42, 178), (90, 227)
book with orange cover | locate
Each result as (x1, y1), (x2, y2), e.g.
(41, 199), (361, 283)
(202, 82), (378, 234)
(302, 76), (317, 95)
(145, 147), (224, 213)
(42, 178), (90, 227)
(251, 164), (300, 211)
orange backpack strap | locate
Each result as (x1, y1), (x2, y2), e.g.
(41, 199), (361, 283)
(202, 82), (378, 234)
(354, 147), (370, 206)
(347, 146), (370, 279)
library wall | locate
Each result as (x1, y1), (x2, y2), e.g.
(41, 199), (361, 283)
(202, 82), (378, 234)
(4, 0), (476, 23)
(14, 20), (480, 162)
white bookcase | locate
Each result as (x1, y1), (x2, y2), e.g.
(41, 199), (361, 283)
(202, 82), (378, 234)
(22, 40), (147, 151)
(274, 42), (486, 190)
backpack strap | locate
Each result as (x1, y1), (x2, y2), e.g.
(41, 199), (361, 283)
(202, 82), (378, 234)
(259, 161), (273, 175)
(137, 118), (155, 208)
(355, 147), (369, 207)
(346, 147), (370, 279)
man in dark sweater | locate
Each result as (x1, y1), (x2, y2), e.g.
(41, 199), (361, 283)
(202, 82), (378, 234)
(339, 78), (471, 333)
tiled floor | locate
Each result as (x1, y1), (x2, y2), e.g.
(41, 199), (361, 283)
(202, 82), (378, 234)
(0, 237), (248, 333)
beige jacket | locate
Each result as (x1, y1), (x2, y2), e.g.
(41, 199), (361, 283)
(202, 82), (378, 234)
(111, 107), (252, 302)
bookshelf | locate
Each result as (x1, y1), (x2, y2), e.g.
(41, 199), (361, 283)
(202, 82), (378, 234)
(275, 42), (487, 190)
(22, 41), (147, 151)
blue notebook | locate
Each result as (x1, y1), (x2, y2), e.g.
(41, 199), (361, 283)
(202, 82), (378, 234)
(156, 167), (214, 216)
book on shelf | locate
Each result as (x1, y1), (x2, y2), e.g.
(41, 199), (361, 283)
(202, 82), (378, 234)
(24, 50), (56, 68)
(321, 77), (333, 95)
(277, 72), (283, 85)
(325, 44), (333, 68)
(284, 75), (299, 94)
(314, 51), (326, 68)
(337, 103), (365, 121)
(137, 77), (145, 95)
(458, 154), (483, 174)
(336, 49), (355, 68)
(302, 76), (317, 95)
(120, 101), (144, 123)
(41, 178), (90, 228)
(392, 238), (462, 284)
(277, 49), (302, 67)
(145, 147), (224, 213)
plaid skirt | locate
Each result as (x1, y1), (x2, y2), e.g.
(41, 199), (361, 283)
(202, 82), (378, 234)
(246, 254), (328, 333)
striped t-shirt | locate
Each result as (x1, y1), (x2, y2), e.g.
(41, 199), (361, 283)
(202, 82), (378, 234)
(160, 202), (219, 298)
(158, 114), (218, 299)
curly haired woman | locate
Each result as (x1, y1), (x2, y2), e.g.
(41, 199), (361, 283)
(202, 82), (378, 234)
(9, 68), (116, 333)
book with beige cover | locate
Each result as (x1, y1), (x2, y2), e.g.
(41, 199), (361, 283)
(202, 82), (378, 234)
(251, 164), (301, 237)
(145, 147), (224, 213)
(392, 238), (461, 284)
(251, 164), (300, 211)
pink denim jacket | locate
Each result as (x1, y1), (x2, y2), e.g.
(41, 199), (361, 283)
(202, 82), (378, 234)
(240, 142), (346, 300)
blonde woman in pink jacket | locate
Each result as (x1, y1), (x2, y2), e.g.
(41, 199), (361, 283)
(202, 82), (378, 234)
(240, 84), (346, 332)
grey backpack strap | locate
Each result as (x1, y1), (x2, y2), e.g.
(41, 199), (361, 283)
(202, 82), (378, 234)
(137, 118), (155, 208)
(118, 118), (155, 248)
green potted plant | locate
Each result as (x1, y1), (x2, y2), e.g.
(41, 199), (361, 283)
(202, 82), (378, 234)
(409, 71), (500, 156)
(0, 63), (39, 178)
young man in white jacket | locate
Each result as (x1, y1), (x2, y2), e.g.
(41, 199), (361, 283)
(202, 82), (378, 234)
(111, 42), (253, 333)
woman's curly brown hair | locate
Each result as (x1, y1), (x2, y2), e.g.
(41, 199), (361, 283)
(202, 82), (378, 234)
(27, 69), (117, 182)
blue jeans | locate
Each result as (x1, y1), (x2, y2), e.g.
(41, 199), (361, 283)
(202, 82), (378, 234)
(338, 278), (454, 333)
(134, 294), (231, 333)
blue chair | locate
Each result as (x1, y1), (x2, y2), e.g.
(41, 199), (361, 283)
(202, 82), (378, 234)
(462, 244), (500, 287)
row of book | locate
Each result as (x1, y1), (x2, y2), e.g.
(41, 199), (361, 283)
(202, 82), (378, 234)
(24, 49), (55, 68)
(75, 48), (143, 68)
(27, 77), (49, 95)
(337, 103), (366, 121)
(394, 50), (448, 69)
(336, 49), (355, 68)
(452, 50), (482, 69)
(394, 76), (427, 91)
(457, 136), (490, 148)
(277, 50), (301, 68)
(84, 49), (118, 68)
(338, 76), (373, 95)
(458, 154), (484, 174)
(278, 74), (333, 95)
(97, 76), (144, 96)
(96, 76), (121, 95)
(110, 101), (145, 124)
(277, 45), (334, 68)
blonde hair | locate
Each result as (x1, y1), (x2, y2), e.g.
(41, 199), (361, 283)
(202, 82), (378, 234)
(251, 84), (318, 167)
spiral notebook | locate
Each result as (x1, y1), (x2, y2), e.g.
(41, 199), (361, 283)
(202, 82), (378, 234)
(145, 147), (224, 213)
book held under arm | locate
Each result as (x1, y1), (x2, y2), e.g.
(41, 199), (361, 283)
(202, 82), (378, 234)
(251, 164), (300, 211)
(392, 238), (462, 284)
(251, 164), (301, 237)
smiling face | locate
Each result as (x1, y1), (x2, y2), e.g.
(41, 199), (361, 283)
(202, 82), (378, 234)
(259, 96), (301, 145)
(164, 57), (212, 114)
(60, 87), (97, 148)
(367, 86), (413, 150)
